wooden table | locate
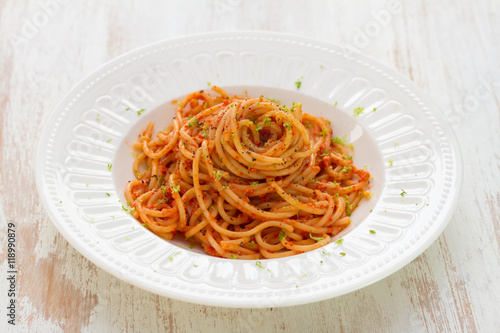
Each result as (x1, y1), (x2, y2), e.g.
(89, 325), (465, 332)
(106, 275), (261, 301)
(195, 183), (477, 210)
(1, 1), (499, 332)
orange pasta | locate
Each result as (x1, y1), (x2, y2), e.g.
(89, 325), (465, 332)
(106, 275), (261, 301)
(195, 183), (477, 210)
(125, 87), (371, 259)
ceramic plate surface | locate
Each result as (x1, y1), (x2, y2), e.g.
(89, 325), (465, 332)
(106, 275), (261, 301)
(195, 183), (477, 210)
(35, 31), (462, 307)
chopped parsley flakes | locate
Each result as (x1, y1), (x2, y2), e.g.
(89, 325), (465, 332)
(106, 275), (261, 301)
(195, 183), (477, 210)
(309, 231), (324, 242)
(294, 77), (303, 89)
(340, 166), (352, 174)
(278, 228), (287, 241)
(170, 184), (181, 193)
(331, 135), (346, 144)
(213, 170), (224, 181)
(122, 202), (135, 214)
(201, 122), (208, 138)
(255, 261), (265, 269)
(353, 107), (364, 117)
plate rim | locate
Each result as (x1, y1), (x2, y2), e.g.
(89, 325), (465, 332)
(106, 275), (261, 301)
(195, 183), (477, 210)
(35, 30), (463, 307)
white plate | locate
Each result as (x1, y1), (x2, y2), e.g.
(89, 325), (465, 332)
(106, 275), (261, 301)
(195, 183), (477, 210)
(35, 31), (462, 308)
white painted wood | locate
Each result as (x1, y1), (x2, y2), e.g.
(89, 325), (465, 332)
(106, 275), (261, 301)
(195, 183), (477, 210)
(0, 0), (499, 332)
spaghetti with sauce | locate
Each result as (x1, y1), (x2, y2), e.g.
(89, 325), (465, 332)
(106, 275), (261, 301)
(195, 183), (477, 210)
(125, 87), (371, 259)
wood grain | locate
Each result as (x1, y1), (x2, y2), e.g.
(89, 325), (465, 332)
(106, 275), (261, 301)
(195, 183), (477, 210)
(1, 0), (499, 332)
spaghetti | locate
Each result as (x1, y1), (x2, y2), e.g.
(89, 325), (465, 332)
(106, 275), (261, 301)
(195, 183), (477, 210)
(125, 87), (371, 259)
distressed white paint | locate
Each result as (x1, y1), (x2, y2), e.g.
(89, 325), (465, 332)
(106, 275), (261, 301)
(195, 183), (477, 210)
(0, 0), (499, 332)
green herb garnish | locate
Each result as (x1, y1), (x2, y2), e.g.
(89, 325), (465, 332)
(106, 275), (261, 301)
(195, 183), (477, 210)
(188, 119), (199, 127)
(170, 184), (181, 193)
(340, 166), (352, 174)
(213, 170), (224, 181)
(309, 231), (324, 242)
(353, 107), (364, 117)
(122, 202), (135, 214)
(294, 77), (303, 89)
(278, 228), (287, 241)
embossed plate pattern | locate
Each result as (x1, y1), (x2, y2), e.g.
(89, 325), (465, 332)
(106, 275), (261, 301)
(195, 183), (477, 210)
(35, 32), (462, 307)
